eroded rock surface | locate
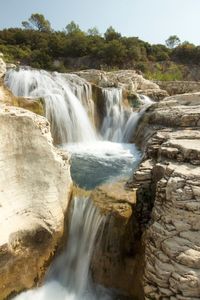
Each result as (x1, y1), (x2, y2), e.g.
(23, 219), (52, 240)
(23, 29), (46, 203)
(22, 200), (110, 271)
(90, 181), (144, 299)
(76, 69), (168, 101)
(0, 105), (72, 299)
(0, 54), (6, 78)
(155, 80), (200, 96)
(129, 93), (200, 299)
(0, 81), (44, 115)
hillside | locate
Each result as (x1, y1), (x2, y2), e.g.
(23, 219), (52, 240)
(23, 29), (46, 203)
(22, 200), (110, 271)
(1, 15), (200, 81)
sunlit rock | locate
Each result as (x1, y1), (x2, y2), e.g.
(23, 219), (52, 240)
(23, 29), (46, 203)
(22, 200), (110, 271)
(0, 105), (72, 299)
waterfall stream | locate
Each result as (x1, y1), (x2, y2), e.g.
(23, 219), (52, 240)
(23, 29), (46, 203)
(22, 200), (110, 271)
(101, 87), (153, 143)
(5, 68), (152, 300)
(14, 198), (112, 300)
(5, 69), (97, 144)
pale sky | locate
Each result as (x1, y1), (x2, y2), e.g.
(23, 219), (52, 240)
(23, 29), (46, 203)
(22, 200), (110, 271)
(0, 0), (199, 45)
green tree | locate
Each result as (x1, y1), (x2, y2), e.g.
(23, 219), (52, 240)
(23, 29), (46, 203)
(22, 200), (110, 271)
(87, 27), (100, 36)
(22, 13), (52, 32)
(66, 21), (81, 34)
(103, 40), (126, 66)
(165, 35), (181, 49)
(104, 26), (121, 41)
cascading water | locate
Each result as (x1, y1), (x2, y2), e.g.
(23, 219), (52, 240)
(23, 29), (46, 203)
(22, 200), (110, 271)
(5, 69), (97, 144)
(5, 68), (150, 300)
(101, 88), (127, 142)
(14, 197), (112, 300)
(101, 88), (153, 143)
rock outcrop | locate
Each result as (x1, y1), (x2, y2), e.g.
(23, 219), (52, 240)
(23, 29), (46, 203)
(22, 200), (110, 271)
(0, 81), (44, 115)
(76, 69), (168, 101)
(128, 93), (200, 299)
(0, 54), (44, 116)
(155, 80), (200, 96)
(90, 181), (144, 299)
(0, 105), (72, 299)
(0, 54), (6, 78)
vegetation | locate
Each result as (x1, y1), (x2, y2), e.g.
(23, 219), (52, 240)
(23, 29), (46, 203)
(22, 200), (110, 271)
(0, 13), (200, 80)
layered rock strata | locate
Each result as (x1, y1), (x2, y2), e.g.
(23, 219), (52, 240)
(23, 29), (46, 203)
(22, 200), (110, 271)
(0, 105), (72, 299)
(155, 80), (200, 96)
(129, 93), (200, 299)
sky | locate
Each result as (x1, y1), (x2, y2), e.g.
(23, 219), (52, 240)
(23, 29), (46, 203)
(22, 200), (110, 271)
(0, 0), (200, 45)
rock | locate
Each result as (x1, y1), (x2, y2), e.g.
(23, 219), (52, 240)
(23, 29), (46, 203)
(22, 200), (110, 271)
(90, 181), (144, 299)
(128, 92), (200, 299)
(75, 69), (165, 100)
(138, 88), (169, 101)
(0, 58), (6, 78)
(6, 63), (17, 70)
(0, 105), (72, 299)
(0, 80), (44, 116)
(155, 80), (200, 96)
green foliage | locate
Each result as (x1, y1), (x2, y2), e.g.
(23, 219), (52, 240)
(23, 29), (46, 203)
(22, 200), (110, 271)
(87, 27), (100, 36)
(145, 63), (183, 81)
(22, 13), (52, 32)
(0, 15), (198, 76)
(65, 21), (81, 34)
(165, 35), (181, 49)
(104, 26), (121, 41)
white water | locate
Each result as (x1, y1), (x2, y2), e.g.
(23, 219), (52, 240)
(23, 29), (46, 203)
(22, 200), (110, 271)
(101, 88), (127, 142)
(101, 88), (153, 143)
(14, 197), (112, 300)
(5, 70), (150, 300)
(5, 69), (97, 144)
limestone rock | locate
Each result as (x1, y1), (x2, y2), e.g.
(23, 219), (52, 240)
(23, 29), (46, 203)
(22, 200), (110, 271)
(0, 80), (44, 116)
(0, 105), (72, 299)
(155, 80), (200, 96)
(0, 58), (6, 78)
(75, 69), (165, 100)
(91, 181), (144, 299)
(129, 92), (200, 299)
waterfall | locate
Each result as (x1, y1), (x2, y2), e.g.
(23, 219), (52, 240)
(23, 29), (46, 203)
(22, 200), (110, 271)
(101, 88), (153, 143)
(14, 197), (112, 300)
(5, 69), (97, 144)
(101, 88), (127, 142)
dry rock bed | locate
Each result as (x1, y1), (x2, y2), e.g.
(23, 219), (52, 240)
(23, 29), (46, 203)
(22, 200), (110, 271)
(0, 105), (72, 300)
(128, 92), (200, 299)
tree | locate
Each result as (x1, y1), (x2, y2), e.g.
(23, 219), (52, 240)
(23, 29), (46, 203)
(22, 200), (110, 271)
(165, 35), (181, 49)
(65, 21), (81, 34)
(22, 13), (52, 32)
(104, 26), (121, 41)
(87, 27), (100, 36)
(102, 40), (126, 65)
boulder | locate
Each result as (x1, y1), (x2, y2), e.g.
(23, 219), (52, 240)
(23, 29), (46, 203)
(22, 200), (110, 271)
(0, 105), (72, 299)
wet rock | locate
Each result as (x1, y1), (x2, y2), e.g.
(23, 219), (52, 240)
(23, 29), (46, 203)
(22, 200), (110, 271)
(91, 181), (144, 299)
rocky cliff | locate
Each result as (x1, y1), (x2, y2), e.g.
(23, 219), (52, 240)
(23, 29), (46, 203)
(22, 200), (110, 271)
(128, 93), (200, 299)
(0, 105), (72, 299)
